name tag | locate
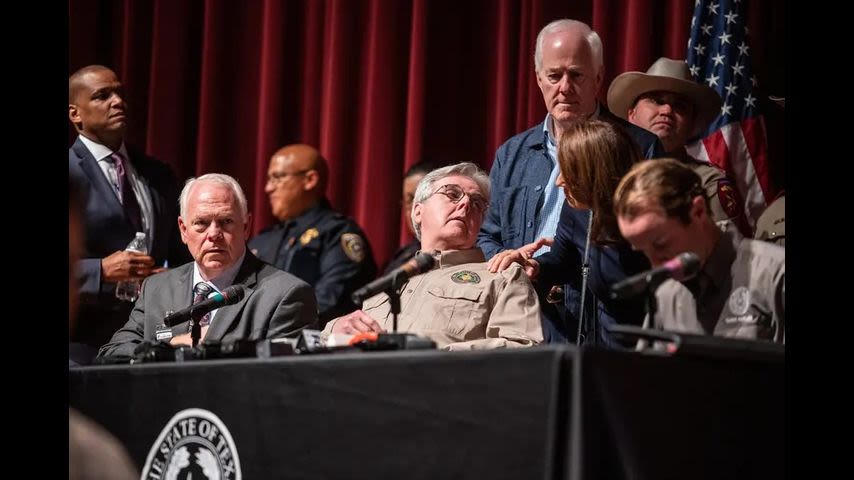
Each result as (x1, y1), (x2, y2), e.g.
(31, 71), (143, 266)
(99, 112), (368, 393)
(155, 323), (173, 341)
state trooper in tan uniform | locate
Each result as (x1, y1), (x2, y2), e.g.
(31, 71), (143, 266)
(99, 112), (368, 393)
(608, 57), (743, 225)
(754, 194), (785, 246)
(323, 162), (543, 350)
(614, 159), (784, 344)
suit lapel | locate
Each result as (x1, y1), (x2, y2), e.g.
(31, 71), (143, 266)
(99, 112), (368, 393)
(168, 264), (196, 337)
(204, 254), (261, 342)
(73, 139), (126, 219)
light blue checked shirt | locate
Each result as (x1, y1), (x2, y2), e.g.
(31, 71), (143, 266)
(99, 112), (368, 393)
(532, 115), (565, 257)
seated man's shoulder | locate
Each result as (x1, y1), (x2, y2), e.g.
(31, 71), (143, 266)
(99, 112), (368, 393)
(256, 261), (313, 288)
(143, 262), (191, 289)
(250, 224), (281, 243)
(314, 210), (374, 264)
(317, 208), (367, 236)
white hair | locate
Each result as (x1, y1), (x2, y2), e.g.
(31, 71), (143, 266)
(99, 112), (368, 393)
(534, 19), (603, 72)
(410, 162), (491, 240)
(179, 173), (249, 220)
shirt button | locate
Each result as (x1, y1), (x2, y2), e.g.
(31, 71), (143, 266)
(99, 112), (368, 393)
(534, 185), (542, 191)
(526, 221), (533, 228)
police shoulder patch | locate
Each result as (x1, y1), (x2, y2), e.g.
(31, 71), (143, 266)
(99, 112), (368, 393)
(341, 233), (366, 262)
(717, 179), (741, 219)
(451, 270), (481, 284)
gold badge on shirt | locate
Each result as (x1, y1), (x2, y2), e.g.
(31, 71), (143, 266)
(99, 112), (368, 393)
(341, 233), (366, 262)
(451, 271), (481, 284)
(300, 228), (320, 246)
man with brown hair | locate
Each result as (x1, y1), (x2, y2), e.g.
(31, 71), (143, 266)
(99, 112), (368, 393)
(614, 159), (784, 343)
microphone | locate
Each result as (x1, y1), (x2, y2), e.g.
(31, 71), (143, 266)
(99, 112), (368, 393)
(609, 252), (701, 300)
(351, 253), (435, 304)
(163, 285), (246, 326)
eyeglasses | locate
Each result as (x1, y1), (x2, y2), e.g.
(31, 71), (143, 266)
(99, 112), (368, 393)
(428, 184), (489, 213)
(266, 169), (310, 185)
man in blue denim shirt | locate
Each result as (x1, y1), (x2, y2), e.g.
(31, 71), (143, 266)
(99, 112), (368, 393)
(478, 19), (664, 342)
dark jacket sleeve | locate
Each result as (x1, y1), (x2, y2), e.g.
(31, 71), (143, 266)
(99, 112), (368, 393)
(537, 204), (583, 287)
(313, 223), (377, 324)
(96, 277), (151, 358)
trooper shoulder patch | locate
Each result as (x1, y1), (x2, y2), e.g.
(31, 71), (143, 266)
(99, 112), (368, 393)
(717, 179), (741, 219)
(341, 233), (366, 262)
(300, 228), (320, 246)
(451, 270), (481, 284)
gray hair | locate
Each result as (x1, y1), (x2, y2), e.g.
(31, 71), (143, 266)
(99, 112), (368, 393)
(410, 162), (491, 240)
(179, 173), (249, 220)
(534, 19), (603, 72)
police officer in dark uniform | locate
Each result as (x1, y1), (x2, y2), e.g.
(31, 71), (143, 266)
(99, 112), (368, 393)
(249, 144), (377, 326)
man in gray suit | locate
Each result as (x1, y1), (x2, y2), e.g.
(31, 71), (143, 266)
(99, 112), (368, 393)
(98, 174), (319, 358)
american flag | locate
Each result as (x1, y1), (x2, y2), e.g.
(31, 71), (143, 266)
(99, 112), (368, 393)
(686, 0), (774, 230)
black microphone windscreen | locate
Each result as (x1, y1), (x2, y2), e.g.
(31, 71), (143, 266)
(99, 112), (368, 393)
(412, 253), (435, 271)
(222, 285), (246, 304)
(674, 252), (701, 280)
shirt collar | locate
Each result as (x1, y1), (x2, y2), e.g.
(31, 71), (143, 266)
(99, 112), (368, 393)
(418, 248), (486, 269)
(78, 134), (128, 162)
(192, 250), (246, 293)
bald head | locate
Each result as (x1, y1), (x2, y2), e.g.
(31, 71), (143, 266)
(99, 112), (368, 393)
(264, 144), (329, 221)
(69, 65), (114, 103)
(271, 144), (329, 191)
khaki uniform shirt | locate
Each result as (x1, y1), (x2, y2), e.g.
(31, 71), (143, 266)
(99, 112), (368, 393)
(325, 249), (543, 350)
(754, 195), (785, 246)
(649, 223), (785, 343)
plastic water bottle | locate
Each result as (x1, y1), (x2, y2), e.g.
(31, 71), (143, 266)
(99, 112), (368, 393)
(115, 232), (148, 302)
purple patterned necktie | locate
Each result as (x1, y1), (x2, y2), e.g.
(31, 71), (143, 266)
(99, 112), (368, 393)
(192, 282), (215, 327)
(111, 152), (143, 233)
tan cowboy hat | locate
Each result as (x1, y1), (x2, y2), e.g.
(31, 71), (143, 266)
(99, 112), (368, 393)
(607, 57), (723, 135)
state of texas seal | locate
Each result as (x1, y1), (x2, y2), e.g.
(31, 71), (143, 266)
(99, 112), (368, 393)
(141, 408), (242, 480)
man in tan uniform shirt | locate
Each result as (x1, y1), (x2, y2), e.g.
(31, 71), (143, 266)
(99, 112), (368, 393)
(323, 162), (543, 350)
(614, 159), (784, 344)
(607, 57), (743, 226)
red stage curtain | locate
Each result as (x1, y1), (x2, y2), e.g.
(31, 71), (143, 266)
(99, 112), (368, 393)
(69, 0), (785, 268)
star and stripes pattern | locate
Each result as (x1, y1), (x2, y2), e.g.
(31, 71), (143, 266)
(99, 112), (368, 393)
(686, 0), (775, 230)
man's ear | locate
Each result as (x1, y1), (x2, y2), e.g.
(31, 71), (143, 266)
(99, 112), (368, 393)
(69, 104), (80, 125)
(177, 216), (189, 245)
(690, 195), (707, 223)
(412, 202), (423, 229)
(303, 169), (320, 191)
(243, 213), (253, 238)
